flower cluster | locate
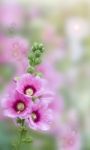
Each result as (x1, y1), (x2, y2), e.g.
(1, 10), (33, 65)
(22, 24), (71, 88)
(2, 43), (54, 131)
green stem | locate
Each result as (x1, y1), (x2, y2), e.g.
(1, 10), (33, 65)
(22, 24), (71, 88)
(16, 130), (23, 150)
(15, 119), (25, 150)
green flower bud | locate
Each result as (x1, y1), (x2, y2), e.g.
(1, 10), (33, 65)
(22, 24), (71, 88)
(27, 67), (35, 74)
(28, 53), (34, 60)
(35, 58), (41, 65)
(39, 43), (43, 49)
(32, 42), (39, 51)
(34, 50), (41, 57)
(29, 57), (35, 66)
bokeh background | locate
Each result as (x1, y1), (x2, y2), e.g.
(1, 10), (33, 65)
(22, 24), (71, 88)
(0, 0), (90, 149)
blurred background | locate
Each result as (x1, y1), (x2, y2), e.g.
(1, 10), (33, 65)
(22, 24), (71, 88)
(0, 0), (90, 149)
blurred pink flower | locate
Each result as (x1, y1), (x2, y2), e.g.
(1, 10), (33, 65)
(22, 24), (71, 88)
(42, 23), (65, 48)
(6, 36), (29, 60)
(0, 3), (23, 29)
(26, 102), (53, 131)
(37, 62), (63, 91)
(58, 110), (81, 150)
(42, 24), (56, 44)
(29, 6), (40, 20)
(47, 95), (64, 134)
(59, 124), (81, 150)
(0, 35), (29, 76)
(2, 90), (32, 118)
(49, 96), (64, 115)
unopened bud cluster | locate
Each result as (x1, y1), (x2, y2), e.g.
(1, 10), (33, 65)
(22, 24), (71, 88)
(28, 43), (45, 74)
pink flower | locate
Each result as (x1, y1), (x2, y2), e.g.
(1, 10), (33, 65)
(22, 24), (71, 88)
(0, 3), (23, 29)
(16, 73), (53, 103)
(37, 62), (63, 91)
(42, 23), (56, 44)
(6, 36), (29, 59)
(0, 35), (29, 76)
(49, 96), (64, 114)
(26, 102), (53, 131)
(2, 90), (32, 118)
(59, 124), (81, 150)
(58, 110), (81, 150)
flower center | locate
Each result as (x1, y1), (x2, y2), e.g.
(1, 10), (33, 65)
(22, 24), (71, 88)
(31, 111), (40, 122)
(16, 102), (25, 112)
(24, 86), (36, 96)
(31, 113), (37, 120)
(63, 136), (75, 147)
(13, 50), (18, 57)
(12, 43), (21, 59)
(25, 88), (34, 96)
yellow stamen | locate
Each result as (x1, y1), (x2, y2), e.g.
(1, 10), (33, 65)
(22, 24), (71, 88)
(17, 102), (25, 112)
(25, 88), (34, 96)
(31, 113), (37, 121)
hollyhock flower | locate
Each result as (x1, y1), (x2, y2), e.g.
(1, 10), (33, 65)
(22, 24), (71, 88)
(0, 3), (23, 29)
(26, 102), (53, 131)
(16, 73), (53, 103)
(58, 124), (81, 150)
(6, 36), (29, 58)
(42, 23), (56, 44)
(37, 62), (63, 91)
(48, 96), (64, 119)
(47, 96), (64, 134)
(2, 90), (32, 118)
(29, 6), (40, 20)
(0, 35), (29, 91)
(2, 36), (29, 76)
(57, 109), (81, 150)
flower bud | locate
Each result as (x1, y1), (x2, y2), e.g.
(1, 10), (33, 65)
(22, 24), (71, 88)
(27, 67), (35, 74)
(34, 50), (41, 57)
(35, 58), (41, 65)
(32, 42), (39, 51)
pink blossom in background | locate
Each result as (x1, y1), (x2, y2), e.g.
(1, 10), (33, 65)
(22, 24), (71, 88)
(29, 6), (41, 20)
(37, 62), (63, 91)
(0, 35), (29, 76)
(48, 95), (64, 133)
(0, 3), (23, 29)
(59, 124), (81, 150)
(26, 102), (53, 131)
(42, 23), (65, 48)
(42, 24), (56, 44)
(47, 48), (66, 64)
(58, 110), (81, 150)
(49, 96), (64, 115)
(6, 36), (29, 60)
